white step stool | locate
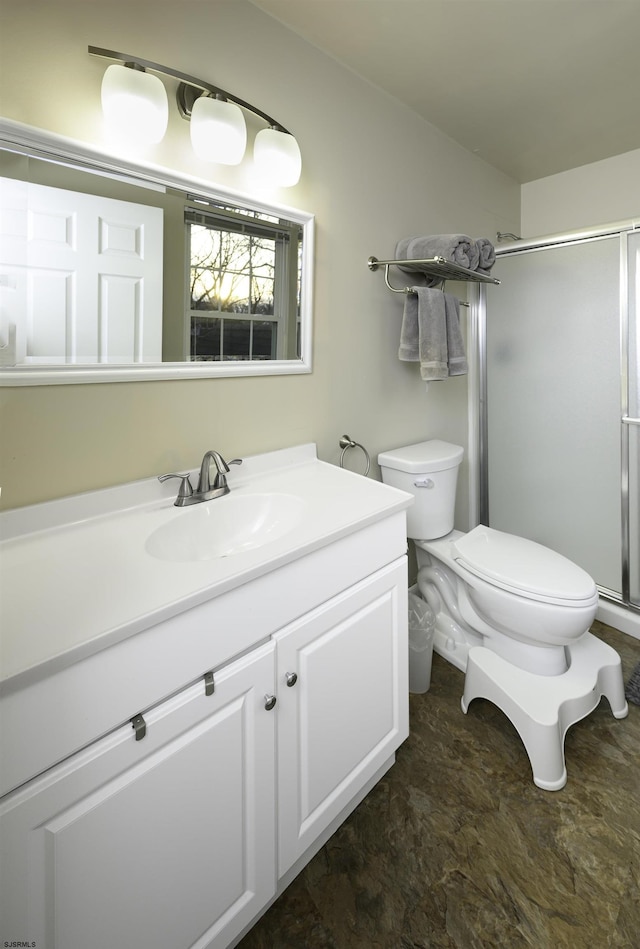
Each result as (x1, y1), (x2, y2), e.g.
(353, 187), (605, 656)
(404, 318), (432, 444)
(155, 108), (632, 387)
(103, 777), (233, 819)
(460, 633), (629, 791)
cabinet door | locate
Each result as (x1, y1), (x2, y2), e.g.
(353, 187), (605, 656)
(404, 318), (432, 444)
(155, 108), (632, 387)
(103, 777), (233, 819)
(275, 559), (408, 876)
(0, 642), (276, 949)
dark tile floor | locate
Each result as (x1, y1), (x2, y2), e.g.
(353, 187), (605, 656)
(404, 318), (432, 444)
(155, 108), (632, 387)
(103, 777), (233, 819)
(239, 622), (640, 949)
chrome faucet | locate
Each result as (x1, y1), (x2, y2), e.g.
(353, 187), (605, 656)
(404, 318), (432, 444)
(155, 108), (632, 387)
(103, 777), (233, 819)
(159, 450), (242, 506)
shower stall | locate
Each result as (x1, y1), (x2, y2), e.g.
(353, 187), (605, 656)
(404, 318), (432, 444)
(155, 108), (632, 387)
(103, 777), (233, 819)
(472, 221), (640, 634)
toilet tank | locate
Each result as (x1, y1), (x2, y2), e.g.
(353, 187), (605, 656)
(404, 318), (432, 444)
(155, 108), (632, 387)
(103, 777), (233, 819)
(378, 440), (464, 539)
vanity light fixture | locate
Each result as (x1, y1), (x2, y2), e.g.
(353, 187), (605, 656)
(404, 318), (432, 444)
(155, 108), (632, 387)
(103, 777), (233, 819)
(89, 46), (302, 184)
(100, 62), (169, 145)
(254, 126), (302, 188)
(189, 95), (247, 165)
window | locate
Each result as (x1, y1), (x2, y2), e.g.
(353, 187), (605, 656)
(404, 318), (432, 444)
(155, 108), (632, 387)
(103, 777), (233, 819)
(186, 203), (302, 362)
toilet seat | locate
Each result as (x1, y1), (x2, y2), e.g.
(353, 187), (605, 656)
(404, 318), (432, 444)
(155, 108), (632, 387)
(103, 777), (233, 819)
(451, 526), (597, 607)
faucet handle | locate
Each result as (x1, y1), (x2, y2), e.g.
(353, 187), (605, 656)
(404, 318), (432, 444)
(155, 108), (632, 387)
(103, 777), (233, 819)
(158, 472), (194, 504)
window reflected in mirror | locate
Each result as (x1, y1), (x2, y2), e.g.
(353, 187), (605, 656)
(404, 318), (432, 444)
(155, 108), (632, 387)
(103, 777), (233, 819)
(186, 204), (302, 362)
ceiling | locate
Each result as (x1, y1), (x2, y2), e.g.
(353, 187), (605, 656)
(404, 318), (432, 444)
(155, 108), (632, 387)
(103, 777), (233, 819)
(251, 0), (640, 183)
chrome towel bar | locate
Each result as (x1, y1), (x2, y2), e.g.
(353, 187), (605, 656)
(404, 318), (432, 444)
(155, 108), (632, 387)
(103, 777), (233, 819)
(368, 254), (500, 286)
(338, 435), (371, 477)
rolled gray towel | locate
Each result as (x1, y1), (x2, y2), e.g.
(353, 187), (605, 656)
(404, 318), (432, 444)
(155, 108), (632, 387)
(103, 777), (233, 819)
(393, 238), (432, 287)
(395, 237), (412, 260)
(396, 235), (479, 274)
(476, 237), (496, 274)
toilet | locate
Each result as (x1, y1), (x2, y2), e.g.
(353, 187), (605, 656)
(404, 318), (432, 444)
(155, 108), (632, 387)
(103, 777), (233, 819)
(379, 439), (628, 790)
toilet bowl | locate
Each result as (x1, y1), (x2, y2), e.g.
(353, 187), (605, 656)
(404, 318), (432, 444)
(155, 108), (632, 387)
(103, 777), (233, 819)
(416, 526), (599, 676)
(378, 439), (628, 789)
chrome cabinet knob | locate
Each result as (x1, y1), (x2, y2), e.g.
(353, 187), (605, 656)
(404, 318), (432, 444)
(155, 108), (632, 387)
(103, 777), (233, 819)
(264, 694), (277, 711)
(285, 672), (298, 687)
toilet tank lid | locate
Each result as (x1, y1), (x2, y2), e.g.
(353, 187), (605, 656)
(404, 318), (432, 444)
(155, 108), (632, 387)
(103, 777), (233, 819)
(452, 526), (598, 602)
(377, 440), (464, 474)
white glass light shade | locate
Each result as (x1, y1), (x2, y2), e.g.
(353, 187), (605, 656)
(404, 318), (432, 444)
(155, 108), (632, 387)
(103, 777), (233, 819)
(253, 127), (302, 187)
(190, 96), (247, 165)
(101, 63), (168, 145)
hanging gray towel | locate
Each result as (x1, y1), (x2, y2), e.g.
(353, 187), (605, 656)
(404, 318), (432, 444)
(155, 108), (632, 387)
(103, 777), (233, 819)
(398, 289), (421, 362)
(399, 289), (468, 380)
(396, 235), (479, 274)
(398, 288), (449, 381)
(444, 293), (468, 376)
(475, 237), (496, 274)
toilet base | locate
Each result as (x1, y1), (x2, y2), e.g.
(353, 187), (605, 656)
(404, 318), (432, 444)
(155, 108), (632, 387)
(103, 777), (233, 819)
(460, 632), (628, 791)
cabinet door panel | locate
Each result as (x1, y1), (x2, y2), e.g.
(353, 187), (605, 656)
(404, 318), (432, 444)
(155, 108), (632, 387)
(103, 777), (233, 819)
(0, 642), (275, 949)
(276, 559), (408, 875)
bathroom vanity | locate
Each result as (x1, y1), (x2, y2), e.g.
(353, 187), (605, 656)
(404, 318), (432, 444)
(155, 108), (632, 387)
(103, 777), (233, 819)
(0, 444), (411, 949)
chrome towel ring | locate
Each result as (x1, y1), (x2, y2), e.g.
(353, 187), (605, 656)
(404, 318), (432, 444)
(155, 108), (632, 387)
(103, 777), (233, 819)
(339, 434), (371, 477)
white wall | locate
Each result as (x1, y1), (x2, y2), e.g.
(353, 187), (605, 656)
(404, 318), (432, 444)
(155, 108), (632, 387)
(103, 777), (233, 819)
(521, 148), (640, 237)
(0, 0), (520, 513)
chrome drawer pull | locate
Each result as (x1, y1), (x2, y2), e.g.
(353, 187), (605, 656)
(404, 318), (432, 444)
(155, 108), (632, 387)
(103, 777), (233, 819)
(131, 713), (146, 741)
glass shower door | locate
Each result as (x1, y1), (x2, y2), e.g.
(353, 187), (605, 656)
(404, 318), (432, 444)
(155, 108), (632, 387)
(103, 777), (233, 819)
(627, 232), (640, 606)
(484, 236), (622, 595)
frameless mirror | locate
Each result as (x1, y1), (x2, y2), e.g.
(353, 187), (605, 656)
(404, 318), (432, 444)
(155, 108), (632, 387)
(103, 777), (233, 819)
(0, 119), (314, 385)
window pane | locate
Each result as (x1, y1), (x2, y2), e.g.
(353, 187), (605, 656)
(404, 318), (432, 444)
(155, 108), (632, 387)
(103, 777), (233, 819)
(222, 320), (251, 360)
(251, 241), (275, 277)
(251, 276), (274, 315)
(225, 274), (251, 312)
(252, 322), (276, 360)
(191, 317), (221, 361)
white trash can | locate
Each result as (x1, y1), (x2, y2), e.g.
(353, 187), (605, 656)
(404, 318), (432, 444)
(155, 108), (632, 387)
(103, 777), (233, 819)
(408, 591), (435, 694)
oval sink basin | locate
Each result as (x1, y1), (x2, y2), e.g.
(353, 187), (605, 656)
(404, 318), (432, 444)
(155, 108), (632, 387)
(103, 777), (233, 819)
(145, 493), (306, 562)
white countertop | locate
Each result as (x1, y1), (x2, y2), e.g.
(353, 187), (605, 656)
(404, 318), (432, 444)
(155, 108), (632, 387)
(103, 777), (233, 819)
(0, 445), (412, 692)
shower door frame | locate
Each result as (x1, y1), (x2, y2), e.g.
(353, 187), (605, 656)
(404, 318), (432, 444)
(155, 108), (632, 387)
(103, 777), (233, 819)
(468, 218), (640, 615)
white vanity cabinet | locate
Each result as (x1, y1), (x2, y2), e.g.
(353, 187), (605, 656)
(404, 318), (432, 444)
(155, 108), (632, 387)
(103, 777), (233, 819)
(0, 557), (408, 949)
(0, 447), (412, 949)
(0, 642), (278, 949)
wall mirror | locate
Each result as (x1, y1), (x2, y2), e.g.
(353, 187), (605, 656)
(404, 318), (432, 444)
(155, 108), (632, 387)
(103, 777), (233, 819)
(0, 119), (314, 385)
